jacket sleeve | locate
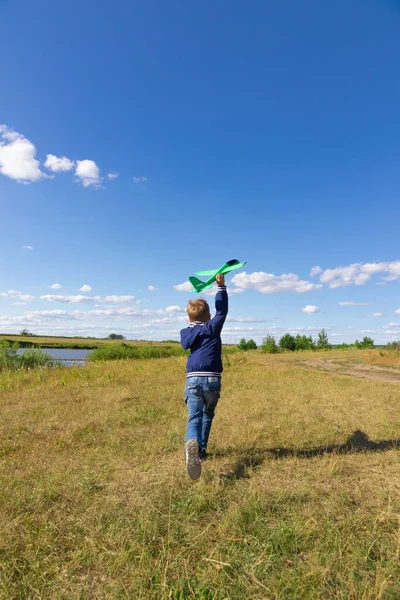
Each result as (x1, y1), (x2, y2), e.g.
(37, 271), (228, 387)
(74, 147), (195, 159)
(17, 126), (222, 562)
(209, 286), (228, 335)
(180, 328), (191, 350)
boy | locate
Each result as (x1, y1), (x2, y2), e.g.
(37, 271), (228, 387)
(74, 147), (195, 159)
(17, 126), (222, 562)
(180, 273), (228, 479)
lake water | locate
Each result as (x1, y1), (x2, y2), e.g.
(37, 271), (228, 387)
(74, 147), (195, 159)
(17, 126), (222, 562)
(19, 348), (93, 366)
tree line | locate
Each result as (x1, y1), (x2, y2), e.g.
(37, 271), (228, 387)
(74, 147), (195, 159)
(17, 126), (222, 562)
(237, 329), (377, 353)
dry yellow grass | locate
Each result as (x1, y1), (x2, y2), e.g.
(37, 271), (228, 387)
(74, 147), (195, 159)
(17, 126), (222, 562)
(278, 347), (400, 370)
(1, 351), (399, 599)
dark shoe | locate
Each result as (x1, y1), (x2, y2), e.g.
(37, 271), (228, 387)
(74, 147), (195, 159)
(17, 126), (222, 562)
(199, 449), (208, 461)
(185, 440), (202, 480)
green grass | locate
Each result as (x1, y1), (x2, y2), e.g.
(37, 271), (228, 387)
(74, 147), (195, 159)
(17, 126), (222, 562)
(0, 341), (56, 371)
(0, 351), (399, 599)
(88, 342), (187, 361)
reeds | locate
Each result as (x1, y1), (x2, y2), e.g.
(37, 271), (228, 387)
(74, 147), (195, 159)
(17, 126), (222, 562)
(0, 341), (55, 371)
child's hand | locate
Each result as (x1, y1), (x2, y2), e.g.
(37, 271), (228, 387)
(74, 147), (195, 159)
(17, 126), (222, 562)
(216, 273), (225, 287)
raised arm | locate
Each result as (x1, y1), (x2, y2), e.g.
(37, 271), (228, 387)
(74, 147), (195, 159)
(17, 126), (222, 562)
(209, 274), (228, 334)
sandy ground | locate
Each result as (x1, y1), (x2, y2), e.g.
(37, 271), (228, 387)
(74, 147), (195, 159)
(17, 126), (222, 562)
(303, 357), (400, 383)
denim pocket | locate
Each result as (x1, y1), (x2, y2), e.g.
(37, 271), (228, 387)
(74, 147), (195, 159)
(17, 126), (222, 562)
(205, 378), (221, 393)
(185, 378), (201, 398)
(186, 377), (199, 389)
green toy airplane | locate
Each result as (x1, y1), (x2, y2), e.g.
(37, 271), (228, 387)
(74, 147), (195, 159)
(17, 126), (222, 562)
(189, 259), (247, 293)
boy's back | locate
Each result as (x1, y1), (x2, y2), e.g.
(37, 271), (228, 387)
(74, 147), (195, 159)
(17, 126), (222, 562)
(180, 283), (228, 376)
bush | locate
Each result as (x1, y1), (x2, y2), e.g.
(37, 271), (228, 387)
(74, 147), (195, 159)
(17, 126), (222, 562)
(354, 336), (374, 349)
(317, 329), (331, 350)
(0, 341), (55, 371)
(362, 336), (374, 349)
(237, 338), (248, 351)
(246, 339), (257, 350)
(237, 338), (257, 351)
(294, 334), (315, 351)
(279, 334), (296, 352)
(88, 343), (186, 361)
(387, 341), (400, 350)
(261, 335), (279, 354)
(108, 333), (125, 340)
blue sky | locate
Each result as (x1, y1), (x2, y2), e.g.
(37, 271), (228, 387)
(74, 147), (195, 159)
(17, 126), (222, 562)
(1, 0), (400, 344)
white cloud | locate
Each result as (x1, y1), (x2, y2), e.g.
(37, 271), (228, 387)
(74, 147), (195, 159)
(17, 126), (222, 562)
(44, 154), (75, 173)
(40, 294), (94, 303)
(165, 305), (181, 313)
(151, 317), (175, 324)
(80, 307), (143, 319)
(23, 310), (73, 321)
(174, 281), (194, 292)
(133, 176), (148, 184)
(148, 285), (158, 291)
(49, 283), (62, 289)
(15, 305), (180, 322)
(339, 301), (371, 306)
(202, 286), (219, 296)
(289, 326), (331, 333)
(360, 263), (389, 274)
(395, 309), (400, 315)
(0, 290), (34, 302)
(173, 281), (244, 295)
(320, 264), (368, 288)
(227, 316), (267, 323)
(231, 271), (322, 294)
(107, 171), (119, 180)
(190, 285), (243, 297)
(99, 295), (137, 304)
(383, 273), (400, 282)
(0, 125), (50, 183)
(310, 266), (322, 277)
(372, 312), (383, 317)
(222, 327), (262, 333)
(75, 160), (102, 188)
(151, 315), (175, 324)
(40, 293), (139, 305)
(22, 245), (33, 250)
(302, 305), (320, 314)
(79, 284), (92, 292)
(320, 261), (400, 288)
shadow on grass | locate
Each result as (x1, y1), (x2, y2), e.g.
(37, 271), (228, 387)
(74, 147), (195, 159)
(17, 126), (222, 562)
(217, 430), (399, 480)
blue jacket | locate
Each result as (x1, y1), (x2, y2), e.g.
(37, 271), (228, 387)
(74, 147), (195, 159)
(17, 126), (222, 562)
(180, 286), (228, 377)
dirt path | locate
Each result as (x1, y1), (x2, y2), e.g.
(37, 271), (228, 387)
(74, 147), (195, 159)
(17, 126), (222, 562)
(303, 358), (400, 383)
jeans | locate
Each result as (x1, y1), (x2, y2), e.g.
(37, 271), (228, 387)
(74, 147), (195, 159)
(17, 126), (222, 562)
(185, 376), (221, 450)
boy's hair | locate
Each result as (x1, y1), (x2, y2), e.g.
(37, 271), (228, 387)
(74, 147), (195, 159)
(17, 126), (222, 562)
(187, 298), (210, 322)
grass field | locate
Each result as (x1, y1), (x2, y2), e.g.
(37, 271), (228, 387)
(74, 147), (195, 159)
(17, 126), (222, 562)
(1, 350), (400, 599)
